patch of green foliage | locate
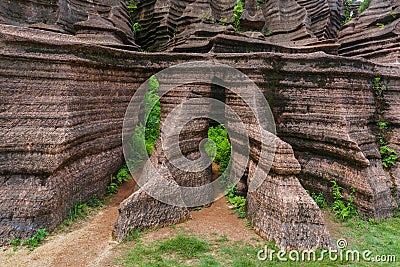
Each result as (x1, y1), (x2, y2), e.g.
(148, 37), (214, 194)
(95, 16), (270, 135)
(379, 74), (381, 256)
(376, 121), (389, 145)
(127, 75), (160, 171)
(372, 76), (398, 169)
(380, 146), (398, 168)
(343, 0), (356, 24)
(233, 0), (244, 31)
(358, 0), (372, 14)
(69, 202), (90, 221)
(331, 180), (358, 221)
(309, 191), (328, 208)
(22, 229), (50, 251)
(107, 165), (132, 194)
(218, 17), (230, 26)
(225, 185), (246, 218)
(205, 124), (231, 173)
(376, 23), (385, 28)
(388, 11), (398, 18)
(9, 238), (21, 252)
(372, 76), (387, 100)
(62, 195), (104, 227)
(10, 228), (50, 251)
(132, 22), (141, 35)
(124, 0), (138, 11)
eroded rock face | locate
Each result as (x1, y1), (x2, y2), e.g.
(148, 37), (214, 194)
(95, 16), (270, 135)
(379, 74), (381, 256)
(246, 139), (332, 250)
(339, 0), (400, 63)
(132, 0), (343, 52)
(0, 0), (137, 48)
(1, 0), (400, 250)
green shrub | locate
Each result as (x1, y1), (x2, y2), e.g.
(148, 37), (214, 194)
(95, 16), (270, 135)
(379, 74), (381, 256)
(69, 202), (89, 221)
(224, 185), (246, 218)
(232, 0), (244, 31)
(107, 166), (132, 194)
(127, 75), (160, 171)
(331, 181), (358, 220)
(205, 124), (231, 173)
(9, 238), (21, 251)
(372, 76), (387, 100)
(132, 22), (141, 35)
(86, 195), (104, 208)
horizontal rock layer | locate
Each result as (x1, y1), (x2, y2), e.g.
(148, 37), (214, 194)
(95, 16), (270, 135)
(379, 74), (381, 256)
(339, 0), (400, 63)
(0, 0), (137, 49)
(132, 0), (344, 52)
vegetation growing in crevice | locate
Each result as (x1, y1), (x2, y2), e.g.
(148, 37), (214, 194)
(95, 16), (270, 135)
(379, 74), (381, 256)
(307, 182), (357, 221)
(232, 0), (244, 31)
(308, 191), (328, 208)
(372, 74), (398, 169)
(358, 0), (372, 14)
(62, 194), (104, 228)
(342, 0), (355, 24)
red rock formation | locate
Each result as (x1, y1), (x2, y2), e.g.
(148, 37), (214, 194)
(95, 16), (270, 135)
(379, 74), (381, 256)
(1, 0), (400, 251)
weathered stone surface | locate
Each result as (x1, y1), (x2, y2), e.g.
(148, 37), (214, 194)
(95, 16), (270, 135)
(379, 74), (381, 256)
(339, 0), (400, 63)
(112, 166), (191, 241)
(132, 0), (343, 53)
(1, 0), (400, 250)
(0, 0), (137, 48)
(247, 139), (332, 250)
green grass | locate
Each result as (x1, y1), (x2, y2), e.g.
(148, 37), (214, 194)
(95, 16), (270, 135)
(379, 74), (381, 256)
(120, 213), (400, 266)
(337, 216), (400, 266)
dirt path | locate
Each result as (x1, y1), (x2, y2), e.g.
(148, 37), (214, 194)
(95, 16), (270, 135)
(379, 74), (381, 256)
(0, 167), (261, 267)
(0, 179), (135, 267)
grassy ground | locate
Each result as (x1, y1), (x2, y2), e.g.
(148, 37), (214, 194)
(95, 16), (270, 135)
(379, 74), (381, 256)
(118, 211), (400, 267)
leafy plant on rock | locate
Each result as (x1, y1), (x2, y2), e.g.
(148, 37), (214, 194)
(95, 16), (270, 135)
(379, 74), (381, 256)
(380, 146), (398, 168)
